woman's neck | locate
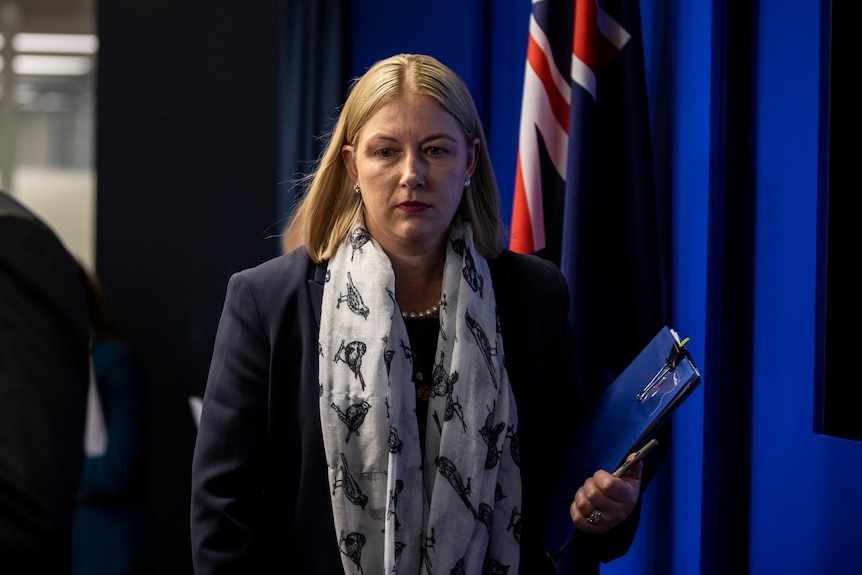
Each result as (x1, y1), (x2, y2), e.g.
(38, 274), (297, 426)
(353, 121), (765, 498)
(389, 250), (445, 314)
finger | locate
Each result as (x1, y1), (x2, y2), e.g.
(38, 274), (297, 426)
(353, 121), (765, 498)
(595, 467), (642, 503)
(571, 498), (608, 532)
(571, 485), (613, 532)
(581, 477), (637, 521)
(619, 456), (645, 480)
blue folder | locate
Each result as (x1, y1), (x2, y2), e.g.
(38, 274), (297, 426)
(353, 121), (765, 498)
(543, 325), (702, 563)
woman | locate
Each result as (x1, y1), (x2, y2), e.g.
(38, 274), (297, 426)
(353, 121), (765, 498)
(191, 53), (642, 574)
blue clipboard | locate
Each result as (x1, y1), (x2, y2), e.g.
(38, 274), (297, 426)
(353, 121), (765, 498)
(543, 325), (702, 563)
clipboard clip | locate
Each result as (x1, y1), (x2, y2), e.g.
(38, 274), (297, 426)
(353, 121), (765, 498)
(636, 337), (691, 402)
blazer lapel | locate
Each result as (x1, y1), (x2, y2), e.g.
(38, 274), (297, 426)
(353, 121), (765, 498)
(308, 257), (327, 327)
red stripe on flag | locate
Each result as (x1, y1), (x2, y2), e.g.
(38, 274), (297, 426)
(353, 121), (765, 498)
(509, 154), (534, 254)
(526, 32), (571, 135)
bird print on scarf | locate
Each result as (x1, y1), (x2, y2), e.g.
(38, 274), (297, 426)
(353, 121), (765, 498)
(334, 339), (367, 390)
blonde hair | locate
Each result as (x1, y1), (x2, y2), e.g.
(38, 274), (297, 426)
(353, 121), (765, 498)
(290, 53), (504, 262)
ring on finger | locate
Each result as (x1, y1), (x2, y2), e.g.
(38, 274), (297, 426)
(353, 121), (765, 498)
(587, 509), (602, 525)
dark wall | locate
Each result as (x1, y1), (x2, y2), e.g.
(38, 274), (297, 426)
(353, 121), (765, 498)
(96, 2), (281, 572)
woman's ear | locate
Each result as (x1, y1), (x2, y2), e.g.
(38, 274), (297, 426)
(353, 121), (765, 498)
(342, 144), (358, 183)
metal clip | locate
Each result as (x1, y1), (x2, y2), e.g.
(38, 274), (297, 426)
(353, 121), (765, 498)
(637, 338), (689, 402)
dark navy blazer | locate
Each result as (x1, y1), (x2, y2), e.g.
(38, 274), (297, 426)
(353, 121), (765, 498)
(191, 247), (637, 574)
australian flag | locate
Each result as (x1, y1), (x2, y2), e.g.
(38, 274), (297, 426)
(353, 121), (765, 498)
(511, 0), (668, 403)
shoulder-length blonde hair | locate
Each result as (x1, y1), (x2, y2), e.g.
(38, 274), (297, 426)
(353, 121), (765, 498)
(289, 53), (505, 262)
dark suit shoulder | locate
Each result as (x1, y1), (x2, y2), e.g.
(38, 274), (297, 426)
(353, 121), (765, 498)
(220, 248), (327, 337)
(490, 248), (564, 276)
(229, 247), (324, 297)
(0, 190), (36, 219)
(488, 249), (568, 301)
(0, 191), (89, 338)
(0, 191), (74, 264)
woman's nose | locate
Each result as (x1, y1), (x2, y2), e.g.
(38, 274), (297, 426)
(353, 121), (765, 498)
(399, 151), (425, 188)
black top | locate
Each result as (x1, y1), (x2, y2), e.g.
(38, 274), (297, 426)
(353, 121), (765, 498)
(404, 316), (438, 455)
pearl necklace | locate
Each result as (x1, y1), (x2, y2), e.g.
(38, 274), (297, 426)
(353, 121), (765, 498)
(401, 302), (440, 320)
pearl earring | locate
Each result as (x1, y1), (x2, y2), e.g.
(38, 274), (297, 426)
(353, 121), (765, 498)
(464, 178), (472, 188)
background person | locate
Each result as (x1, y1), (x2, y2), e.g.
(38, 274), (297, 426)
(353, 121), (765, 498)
(71, 263), (161, 575)
(0, 190), (90, 574)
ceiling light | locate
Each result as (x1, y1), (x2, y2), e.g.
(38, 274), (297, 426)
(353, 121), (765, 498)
(12, 33), (99, 54)
(12, 55), (92, 76)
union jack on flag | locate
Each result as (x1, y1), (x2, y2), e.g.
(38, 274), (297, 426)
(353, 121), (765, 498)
(511, 0), (631, 254)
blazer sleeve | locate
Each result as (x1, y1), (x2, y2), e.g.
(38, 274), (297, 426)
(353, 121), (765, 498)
(190, 271), (271, 574)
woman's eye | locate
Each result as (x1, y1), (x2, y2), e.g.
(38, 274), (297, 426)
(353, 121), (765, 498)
(376, 148), (394, 158)
(427, 147), (446, 157)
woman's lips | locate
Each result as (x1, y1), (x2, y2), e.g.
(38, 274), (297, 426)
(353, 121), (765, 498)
(398, 201), (429, 213)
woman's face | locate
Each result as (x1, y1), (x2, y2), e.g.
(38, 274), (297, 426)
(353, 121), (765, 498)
(342, 93), (478, 256)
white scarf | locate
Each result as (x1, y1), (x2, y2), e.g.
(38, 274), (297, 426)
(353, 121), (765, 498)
(319, 215), (521, 574)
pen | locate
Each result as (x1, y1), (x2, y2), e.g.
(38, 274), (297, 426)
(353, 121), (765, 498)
(612, 438), (659, 478)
